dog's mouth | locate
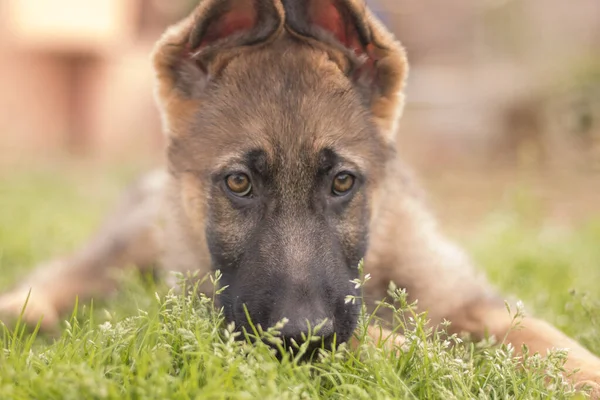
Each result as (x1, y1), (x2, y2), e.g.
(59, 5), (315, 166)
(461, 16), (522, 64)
(224, 298), (366, 361)
(214, 266), (363, 361)
(232, 321), (341, 362)
(275, 336), (336, 362)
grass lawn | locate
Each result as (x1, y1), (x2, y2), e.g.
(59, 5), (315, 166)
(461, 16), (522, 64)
(0, 166), (599, 399)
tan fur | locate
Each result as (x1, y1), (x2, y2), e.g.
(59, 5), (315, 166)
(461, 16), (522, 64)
(0, 0), (598, 396)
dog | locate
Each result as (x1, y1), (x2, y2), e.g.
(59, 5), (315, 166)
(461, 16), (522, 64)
(1, 0), (599, 395)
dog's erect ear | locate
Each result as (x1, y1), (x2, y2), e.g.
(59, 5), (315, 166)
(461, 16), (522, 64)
(153, 0), (284, 104)
(282, 0), (408, 142)
(283, 0), (370, 60)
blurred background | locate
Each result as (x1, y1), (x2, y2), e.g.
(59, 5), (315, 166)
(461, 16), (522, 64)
(0, 0), (598, 232)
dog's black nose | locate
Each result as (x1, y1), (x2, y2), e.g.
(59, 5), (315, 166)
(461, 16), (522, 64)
(279, 318), (335, 354)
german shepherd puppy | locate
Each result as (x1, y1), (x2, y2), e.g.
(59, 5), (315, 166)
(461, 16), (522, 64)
(1, 0), (599, 394)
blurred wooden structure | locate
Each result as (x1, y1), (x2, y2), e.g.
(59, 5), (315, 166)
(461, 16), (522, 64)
(6, 0), (139, 54)
(0, 0), (180, 161)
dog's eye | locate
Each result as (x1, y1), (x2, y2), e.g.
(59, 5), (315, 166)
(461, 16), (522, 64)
(226, 173), (252, 197)
(332, 173), (355, 196)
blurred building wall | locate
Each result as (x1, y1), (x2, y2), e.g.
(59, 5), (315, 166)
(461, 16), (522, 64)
(0, 0), (171, 163)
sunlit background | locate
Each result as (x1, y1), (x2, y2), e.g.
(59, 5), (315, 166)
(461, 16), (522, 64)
(0, 0), (598, 234)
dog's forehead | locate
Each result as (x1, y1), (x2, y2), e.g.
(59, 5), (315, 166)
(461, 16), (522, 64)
(189, 37), (383, 167)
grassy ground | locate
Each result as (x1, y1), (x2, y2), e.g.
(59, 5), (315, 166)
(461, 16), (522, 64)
(0, 166), (599, 399)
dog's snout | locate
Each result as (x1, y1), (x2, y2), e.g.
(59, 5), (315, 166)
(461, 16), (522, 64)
(279, 318), (335, 347)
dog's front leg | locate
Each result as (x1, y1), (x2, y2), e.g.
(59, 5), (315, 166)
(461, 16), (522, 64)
(356, 304), (600, 397)
(368, 186), (600, 396)
(0, 170), (166, 331)
(450, 301), (600, 397)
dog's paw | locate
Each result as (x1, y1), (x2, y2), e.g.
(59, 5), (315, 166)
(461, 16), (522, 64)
(570, 367), (600, 399)
(0, 286), (59, 331)
(575, 379), (600, 399)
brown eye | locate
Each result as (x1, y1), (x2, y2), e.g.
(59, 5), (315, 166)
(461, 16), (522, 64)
(332, 173), (355, 196)
(226, 173), (252, 197)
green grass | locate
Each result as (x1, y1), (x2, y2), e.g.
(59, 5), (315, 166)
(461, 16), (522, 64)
(0, 168), (599, 399)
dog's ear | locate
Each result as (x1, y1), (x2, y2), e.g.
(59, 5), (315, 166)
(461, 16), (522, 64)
(153, 0), (284, 101)
(283, 0), (408, 142)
